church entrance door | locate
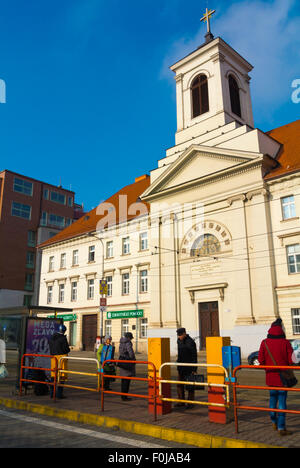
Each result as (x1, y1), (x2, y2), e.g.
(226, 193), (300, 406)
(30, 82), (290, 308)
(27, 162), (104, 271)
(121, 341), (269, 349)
(198, 301), (220, 350)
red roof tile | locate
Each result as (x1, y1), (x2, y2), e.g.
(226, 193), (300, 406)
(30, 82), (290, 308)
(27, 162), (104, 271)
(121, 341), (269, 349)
(39, 175), (150, 248)
(264, 120), (300, 180)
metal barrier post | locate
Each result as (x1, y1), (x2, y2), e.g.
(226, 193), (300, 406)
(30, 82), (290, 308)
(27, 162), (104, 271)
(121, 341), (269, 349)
(19, 353), (58, 401)
(159, 362), (230, 410)
(101, 360), (158, 422)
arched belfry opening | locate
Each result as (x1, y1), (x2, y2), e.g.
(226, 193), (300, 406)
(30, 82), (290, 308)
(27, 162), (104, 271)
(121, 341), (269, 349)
(191, 74), (209, 118)
(229, 75), (242, 118)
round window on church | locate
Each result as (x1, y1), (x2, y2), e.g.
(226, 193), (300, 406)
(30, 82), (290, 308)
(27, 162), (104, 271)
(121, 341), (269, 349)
(190, 234), (221, 257)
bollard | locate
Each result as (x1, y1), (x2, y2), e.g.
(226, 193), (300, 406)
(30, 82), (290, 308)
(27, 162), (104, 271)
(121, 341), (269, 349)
(206, 336), (231, 424)
(148, 338), (172, 415)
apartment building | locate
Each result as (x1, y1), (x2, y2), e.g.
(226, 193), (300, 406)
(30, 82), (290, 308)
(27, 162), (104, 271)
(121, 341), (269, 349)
(0, 170), (83, 308)
(37, 175), (151, 352)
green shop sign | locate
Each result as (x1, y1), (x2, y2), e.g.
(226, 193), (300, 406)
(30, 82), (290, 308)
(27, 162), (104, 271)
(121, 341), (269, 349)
(47, 314), (77, 322)
(107, 310), (144, 320)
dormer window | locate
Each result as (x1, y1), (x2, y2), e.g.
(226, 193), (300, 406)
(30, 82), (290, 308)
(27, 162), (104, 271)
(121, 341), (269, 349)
(229, 75), (242, 118)
(191, 74), (209, 118)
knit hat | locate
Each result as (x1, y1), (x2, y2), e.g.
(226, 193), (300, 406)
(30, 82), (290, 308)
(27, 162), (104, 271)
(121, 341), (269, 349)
(271, 318), (282, 327)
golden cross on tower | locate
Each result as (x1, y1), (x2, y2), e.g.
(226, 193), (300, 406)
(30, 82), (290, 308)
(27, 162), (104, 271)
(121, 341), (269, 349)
(200, 7), (216, 34)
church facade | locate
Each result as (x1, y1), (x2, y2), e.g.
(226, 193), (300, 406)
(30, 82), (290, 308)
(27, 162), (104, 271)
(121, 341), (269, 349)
(141, 35), (300, 356)
(38, 25), (300, 357)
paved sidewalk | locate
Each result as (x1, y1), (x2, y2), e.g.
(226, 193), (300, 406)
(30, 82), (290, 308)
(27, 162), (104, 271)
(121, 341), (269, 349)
(1, 350), (299, 448)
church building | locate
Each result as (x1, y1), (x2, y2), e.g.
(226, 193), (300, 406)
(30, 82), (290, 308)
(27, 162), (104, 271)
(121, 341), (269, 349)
(38, 10), (300, 357)
(142, 10), (300, 356)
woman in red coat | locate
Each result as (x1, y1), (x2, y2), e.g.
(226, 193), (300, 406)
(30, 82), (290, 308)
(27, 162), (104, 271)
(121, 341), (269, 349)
(258, 318), (293, 436)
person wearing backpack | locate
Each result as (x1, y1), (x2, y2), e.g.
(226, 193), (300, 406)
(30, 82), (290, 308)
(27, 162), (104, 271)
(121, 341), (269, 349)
(97, 335), (116, 390)
(258, 318), (294, 436)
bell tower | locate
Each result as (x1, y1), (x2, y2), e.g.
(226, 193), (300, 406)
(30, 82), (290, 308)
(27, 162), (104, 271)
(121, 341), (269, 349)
(170, 9), (255, 147)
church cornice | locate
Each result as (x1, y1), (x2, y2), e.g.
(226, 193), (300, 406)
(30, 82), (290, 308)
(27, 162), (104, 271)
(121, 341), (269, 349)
(143, 147), (264, 202)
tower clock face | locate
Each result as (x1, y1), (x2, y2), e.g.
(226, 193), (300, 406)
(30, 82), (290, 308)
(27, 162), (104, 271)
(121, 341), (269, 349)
(190, 234), (221, 257)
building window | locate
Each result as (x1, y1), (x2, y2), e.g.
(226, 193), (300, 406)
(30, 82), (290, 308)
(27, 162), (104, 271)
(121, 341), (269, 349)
(28, 231), (36, 247)
(292, 309), (300, 335)
(191, 74), (209, 118)
(106, 276), (113, 297)
(191, 234), (221, 257)
(122, 237), (130, 255)
(49, 256), (55, 272)
(68, 196), (73, 207)
(139, 232), (148, 251)
(71, 281), (77, 301)
(60, 253), (66, 269)
(47, 285), (53, 304)
(229, 75), (242, 118)
(43, 189), (49, 200)
(287, 244), (300, 274)
(140, 318), (148, 339)
(25, 273), (33, 291)
(50, 191), (66, 205)
(23, 295), (33, 307)
(87, 279), (95, 299)
(140, 270), (148, 293)
(26, 251), (35, 269)
(41, 212), (47, 226)
(122, 273), (130, 295)
(121, 319), (129, 336)
(49, 214), (65, 228)
(12, 202), (31, 220)
(59, 284), (65, 303)
(105, 320), (112, 337)
(13, 177), (33, 196)
(72, 250), (79, 266)
(281, 196), (296, 220)
(106, 241), (113, 258)
(88, 245), (95, 262)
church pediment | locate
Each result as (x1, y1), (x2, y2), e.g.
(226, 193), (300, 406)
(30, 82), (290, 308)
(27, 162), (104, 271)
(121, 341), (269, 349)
(142, 145), (263, 201)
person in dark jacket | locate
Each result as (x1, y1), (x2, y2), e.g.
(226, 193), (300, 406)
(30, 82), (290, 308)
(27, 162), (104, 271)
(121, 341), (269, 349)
(118, 332), (136, 401)
(258, 318), (294, 436)
(175, 328), (197, 409)
(49, 324), (70, 399)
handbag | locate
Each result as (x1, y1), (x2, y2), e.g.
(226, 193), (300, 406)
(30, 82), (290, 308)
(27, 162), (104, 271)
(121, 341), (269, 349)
(264, 341), (298, 388)
(117, 355), (135, 371)
(184, 373), (205, 391)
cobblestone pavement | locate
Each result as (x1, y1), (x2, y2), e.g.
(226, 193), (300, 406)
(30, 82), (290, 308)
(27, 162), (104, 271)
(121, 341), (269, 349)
(1, 350), (300, 448)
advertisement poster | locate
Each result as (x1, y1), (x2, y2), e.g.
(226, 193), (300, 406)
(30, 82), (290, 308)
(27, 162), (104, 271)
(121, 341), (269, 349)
(24, 318), (61, 378)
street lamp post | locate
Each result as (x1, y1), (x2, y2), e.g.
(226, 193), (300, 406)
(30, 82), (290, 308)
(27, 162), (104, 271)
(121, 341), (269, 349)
(88, 232), (105, 341)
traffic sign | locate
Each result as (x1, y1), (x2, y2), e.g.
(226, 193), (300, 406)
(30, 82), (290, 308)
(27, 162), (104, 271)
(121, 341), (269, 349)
(99, 280), (108, 296)
(100, 297), (107, 307)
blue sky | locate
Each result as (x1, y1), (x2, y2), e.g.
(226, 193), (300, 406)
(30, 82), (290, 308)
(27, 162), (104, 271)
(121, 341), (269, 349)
(0, 0), (299, 211)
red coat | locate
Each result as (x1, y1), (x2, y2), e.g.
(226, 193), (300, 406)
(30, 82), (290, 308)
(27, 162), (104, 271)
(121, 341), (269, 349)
(258, 325), (293, 387)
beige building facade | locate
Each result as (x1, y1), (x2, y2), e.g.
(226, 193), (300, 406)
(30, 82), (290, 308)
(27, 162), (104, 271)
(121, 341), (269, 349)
(38, 32), (300, 358)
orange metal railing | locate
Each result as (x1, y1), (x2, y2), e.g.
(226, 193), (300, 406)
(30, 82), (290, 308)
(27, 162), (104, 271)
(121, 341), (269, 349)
(20, 354), (58, 400)
(100, 359), (158, 421)
(232, 365), (300, 433)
